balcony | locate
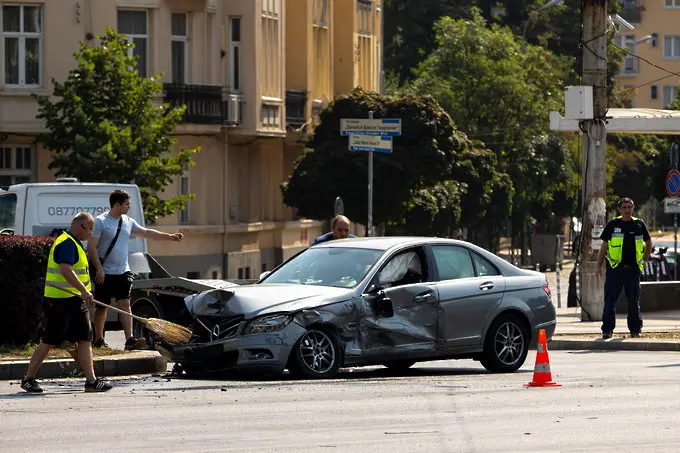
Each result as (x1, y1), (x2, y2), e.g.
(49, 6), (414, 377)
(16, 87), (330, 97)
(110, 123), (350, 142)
(285, 90), (307, 130)
(163, 84), (223, 125)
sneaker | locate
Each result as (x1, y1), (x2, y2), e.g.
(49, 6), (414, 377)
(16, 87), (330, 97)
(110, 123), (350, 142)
(602, 332), (612, 340)
(84, 378), (113, 392)
(630, 332), (642, 338)
(92, 338), (109, 348)
(20, 376), (43, 393)
(124, 337), (147, 351)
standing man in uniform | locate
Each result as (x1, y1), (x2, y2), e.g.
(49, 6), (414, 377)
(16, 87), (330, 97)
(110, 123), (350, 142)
(21, 212), (112, 393)
(311, 215), (357, 245)
(88, 190), (183, 350)
(596, 197), (652, 339)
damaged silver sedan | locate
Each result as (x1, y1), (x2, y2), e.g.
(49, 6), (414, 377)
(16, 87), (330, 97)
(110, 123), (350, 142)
(155, 237), (557, 378)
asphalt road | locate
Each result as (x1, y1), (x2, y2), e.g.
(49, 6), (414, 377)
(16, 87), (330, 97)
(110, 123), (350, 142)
(2, 350), (680, 452)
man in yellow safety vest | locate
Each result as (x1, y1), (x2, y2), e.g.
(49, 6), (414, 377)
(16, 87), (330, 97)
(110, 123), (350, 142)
(20, 212), (112, 393)
(595, 197), (652, 340)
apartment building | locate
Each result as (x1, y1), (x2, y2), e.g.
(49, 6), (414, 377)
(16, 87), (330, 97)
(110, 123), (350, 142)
(615, 0), (680, 108)
(0, 0), (382, 279)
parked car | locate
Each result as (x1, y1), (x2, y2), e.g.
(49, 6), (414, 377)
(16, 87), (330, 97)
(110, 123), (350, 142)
(643, 241), (678, 281)
(155, 237), (557, 378)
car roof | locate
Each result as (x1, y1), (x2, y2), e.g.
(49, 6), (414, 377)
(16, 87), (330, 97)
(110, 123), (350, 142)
(314, 236), (469, 251)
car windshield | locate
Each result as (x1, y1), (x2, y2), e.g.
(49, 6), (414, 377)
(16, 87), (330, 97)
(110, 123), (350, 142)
(261, 246), (384, 288)
(0, 193), (17, 231)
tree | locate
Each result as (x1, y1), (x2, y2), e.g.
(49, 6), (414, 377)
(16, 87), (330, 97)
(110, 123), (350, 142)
(281, 89), (509, 233)
(409, 12), (576, 252)
(34, 27), (198, 224)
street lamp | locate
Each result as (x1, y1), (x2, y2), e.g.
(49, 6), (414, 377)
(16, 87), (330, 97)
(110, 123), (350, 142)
(521, 0), (564, 52)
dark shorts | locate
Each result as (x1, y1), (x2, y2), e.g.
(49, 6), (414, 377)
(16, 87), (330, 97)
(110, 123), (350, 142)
(42, 297), (93, 346)
(94, 272), (134, 309)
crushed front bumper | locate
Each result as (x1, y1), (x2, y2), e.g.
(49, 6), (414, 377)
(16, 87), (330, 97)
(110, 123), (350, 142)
(155, 321), (308, 374)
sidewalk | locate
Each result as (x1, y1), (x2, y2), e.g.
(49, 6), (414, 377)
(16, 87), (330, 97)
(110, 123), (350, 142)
(550, 307), (680, 351)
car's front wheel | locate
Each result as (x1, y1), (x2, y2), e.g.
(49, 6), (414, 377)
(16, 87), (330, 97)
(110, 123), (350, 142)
(480, 313), (528, 373)
(289, 327), (342, 379)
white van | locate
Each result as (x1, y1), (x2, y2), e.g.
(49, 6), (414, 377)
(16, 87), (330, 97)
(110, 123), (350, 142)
(0, 179), (150, 273)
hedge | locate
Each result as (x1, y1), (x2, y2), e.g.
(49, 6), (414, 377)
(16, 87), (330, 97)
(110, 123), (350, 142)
(0, 236), (55, 345)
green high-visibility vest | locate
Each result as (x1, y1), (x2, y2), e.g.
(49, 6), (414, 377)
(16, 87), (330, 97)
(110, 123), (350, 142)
(44, 231), (91, 298)
(606, 216), (645, 271)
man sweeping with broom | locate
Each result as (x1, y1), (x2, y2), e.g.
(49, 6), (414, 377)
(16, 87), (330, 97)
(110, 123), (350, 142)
(21, 212), (112, 393)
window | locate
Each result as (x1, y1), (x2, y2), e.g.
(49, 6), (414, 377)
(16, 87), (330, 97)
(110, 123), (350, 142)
(651, 85), (658, 100)
(0, 193), (17, 230)
(171, 13), (188, 84)
(261, 104), (280, 128)
(664, 35), (680, 58)
(1, 4), (42, 87)
(376, 250), (425, 287)
(665, 0), (680, 8)
(313, 0), (330, 99)
(432, 245), (475, 280)
(228, 17), (241, 93)
(471, 252), (500, 277)
(356, 1), (375, 90)
(118, 10), (148, 77)
(179, 164), (190, 224)
(615, 35), (637, 73)
(357, 0), (373, 35)
(261, 1), (281, 97)
(621, 0), (637, 7)
(663, 86), (679, 107)
(238, 267), (251, 279)
(0, 145), (33, 186)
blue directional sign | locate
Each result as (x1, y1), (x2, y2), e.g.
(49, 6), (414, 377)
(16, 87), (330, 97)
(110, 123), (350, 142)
(667, 170), (680, 197)
(349, 135), (393, 153)
(341, 118), (402, 136)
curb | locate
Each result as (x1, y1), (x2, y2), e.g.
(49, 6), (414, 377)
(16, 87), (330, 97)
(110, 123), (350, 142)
(0, 351), (167, 380)
(549, 338), (680, 352)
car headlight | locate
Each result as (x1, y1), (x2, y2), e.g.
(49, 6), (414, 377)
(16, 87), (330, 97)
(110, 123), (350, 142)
(243, 314), (292, 334)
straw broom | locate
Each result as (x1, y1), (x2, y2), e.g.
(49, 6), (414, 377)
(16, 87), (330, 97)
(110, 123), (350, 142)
(56, 287), (193, 345)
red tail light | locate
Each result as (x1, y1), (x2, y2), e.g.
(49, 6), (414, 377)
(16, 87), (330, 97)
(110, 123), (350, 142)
(543, 283), (552, 298)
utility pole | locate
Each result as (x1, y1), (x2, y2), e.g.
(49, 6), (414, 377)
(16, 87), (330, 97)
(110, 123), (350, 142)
(579, 0), (608, 321)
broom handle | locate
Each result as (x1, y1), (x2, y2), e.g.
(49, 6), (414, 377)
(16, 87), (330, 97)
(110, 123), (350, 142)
(53, 286), (148, 323)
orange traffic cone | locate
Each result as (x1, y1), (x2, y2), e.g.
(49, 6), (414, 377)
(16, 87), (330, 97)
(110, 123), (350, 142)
(524, 329), (561, 387)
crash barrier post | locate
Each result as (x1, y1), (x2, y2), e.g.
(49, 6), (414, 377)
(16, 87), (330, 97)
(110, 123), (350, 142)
(525, 329), (561, 387)
(555, 263), (562, 308)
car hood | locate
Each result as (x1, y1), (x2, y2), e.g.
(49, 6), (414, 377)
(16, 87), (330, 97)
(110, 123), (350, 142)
(184, 284), (354, 319)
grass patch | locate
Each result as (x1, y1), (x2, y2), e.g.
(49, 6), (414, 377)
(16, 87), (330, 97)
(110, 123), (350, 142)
(555, 331), (680, 340)
(0, 342), (128, 360)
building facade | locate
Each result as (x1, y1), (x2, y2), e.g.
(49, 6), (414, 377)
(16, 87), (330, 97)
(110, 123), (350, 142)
(615, 0), (680, 108)
(0, 0), (382, 278)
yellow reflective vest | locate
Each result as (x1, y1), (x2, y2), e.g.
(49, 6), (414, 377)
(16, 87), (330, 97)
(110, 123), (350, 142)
(605, 216), (645, 271)
(44, 231), (91, 298)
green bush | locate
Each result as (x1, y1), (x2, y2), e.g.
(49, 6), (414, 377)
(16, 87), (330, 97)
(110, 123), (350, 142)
(0, 236), (54, 345)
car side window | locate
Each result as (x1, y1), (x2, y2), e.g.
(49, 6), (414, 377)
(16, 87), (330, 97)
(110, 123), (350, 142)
(376, 248), (426, 288)
(471, 252), (500, 277)
(432, 245), (475, 281)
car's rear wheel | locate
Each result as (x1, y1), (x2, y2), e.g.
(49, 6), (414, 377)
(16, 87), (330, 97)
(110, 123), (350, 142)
(480, 313), (528, 373)
(382, 360), (416, 371)
(289, 327), (342, 379)
(131, 299), (160, 347)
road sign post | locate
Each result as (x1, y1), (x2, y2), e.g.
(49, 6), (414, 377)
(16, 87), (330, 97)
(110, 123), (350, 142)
(341, 115), (402, 237)
(667, 163), (680, 280)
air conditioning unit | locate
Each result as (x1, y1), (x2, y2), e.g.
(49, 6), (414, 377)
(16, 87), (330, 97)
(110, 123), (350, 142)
(225, 96), (242, 125)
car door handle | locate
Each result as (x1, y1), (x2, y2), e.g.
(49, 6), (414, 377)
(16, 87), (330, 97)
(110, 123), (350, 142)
(413, 292), (433, 303)
(479, 282), (495, 291)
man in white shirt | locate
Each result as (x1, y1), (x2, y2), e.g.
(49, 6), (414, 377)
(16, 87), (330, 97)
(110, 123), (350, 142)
(87, 190), (183, 350)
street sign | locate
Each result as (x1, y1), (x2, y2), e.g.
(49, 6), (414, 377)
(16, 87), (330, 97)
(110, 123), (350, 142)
(349, 135), (393, 153)
(341, 118), (402, 136)
(665, 197), (680, 214)
(667, 169), (680, 197)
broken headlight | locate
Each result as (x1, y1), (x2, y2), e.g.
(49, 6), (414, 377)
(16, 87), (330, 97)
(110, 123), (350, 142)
(243, 314), (292, 334)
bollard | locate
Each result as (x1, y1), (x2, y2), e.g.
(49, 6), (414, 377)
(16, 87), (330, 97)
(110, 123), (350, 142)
(575, 262), (580, 301)
(555, 262), (562, 308)
(535, 263), (540, 272)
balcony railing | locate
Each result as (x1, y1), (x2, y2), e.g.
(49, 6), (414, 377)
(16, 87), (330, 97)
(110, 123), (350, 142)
(164, 84), (224, 125)
(285, 89), (307, 130)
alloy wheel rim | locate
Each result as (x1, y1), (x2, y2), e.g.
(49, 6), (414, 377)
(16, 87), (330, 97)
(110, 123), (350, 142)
(299, 330), (335, 374)
(493, 322), (524, 366)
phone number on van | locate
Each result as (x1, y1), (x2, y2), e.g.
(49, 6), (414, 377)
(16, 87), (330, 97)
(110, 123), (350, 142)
(46, 207), (108, 216)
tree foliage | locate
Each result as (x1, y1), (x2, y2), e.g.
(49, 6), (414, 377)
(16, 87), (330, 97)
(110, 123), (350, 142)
(34, 27), (198, 224)
(281, 89), (510, 233)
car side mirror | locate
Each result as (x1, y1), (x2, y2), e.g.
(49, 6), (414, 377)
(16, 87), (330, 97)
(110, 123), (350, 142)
(259, 271), (271, 280)
(364, 289), (393, 318)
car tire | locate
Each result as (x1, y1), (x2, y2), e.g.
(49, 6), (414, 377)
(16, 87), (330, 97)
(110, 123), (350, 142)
(288, 327), (342, 379)
(382, 360), (416, 371)
(131, 300), (161, 347)
(480, 313), (529, 373)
